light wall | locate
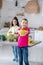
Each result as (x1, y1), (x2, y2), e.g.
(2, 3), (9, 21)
(0, 0), (43, 29)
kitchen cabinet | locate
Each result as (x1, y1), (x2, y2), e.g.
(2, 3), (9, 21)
(29, 42), (43, 63)
(34, 30), (43, 42)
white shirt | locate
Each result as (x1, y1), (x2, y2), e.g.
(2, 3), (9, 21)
(7, 25), (19, 36)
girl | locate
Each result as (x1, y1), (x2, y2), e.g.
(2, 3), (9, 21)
(7, 17), (19, 62)
(17, 18), (30, 65)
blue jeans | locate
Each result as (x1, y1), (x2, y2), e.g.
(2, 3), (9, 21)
(12, 46), (18, 61)
(18, 47), (29, 65)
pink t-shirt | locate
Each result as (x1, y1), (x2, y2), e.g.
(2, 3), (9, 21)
(18, 27), (30, 47)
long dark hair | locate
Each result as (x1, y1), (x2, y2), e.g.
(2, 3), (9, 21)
(11, 17), (19, 26)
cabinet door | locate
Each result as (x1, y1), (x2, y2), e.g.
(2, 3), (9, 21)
(34, 30), (43, 42)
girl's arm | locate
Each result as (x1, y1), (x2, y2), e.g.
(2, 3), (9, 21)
(7, 28), (12, 36)
(14, 27), (20, 34)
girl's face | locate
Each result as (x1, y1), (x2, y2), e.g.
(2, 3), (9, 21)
(21, 20), (28, 28)
(13, 19), (17, 26)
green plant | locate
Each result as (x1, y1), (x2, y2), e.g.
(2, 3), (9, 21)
(7, 35), (14, 41)
(2, 35), (7, 41)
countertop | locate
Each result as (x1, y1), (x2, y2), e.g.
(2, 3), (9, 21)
(0, 40), (41, 47)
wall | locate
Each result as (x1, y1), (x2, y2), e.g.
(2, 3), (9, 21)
(0, 10), (2, 29)
(0, 0), (43, 29)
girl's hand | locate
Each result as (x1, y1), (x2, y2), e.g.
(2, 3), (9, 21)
(14, 33), (18, 37)
(9, 33), (14, 36)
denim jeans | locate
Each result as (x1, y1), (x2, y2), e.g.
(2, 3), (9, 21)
(18, 47), (29, 65)
(12, 46), (18, 60)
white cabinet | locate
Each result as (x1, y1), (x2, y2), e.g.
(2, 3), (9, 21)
(34, 30), (43, 42)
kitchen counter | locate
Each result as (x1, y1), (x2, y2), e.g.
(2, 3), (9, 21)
(0, 40), (41, 47)
(0, 41), (17, 46)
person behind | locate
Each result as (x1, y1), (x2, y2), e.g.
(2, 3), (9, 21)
(17, 18), (30, 65)
(7, 17), (19, 61)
